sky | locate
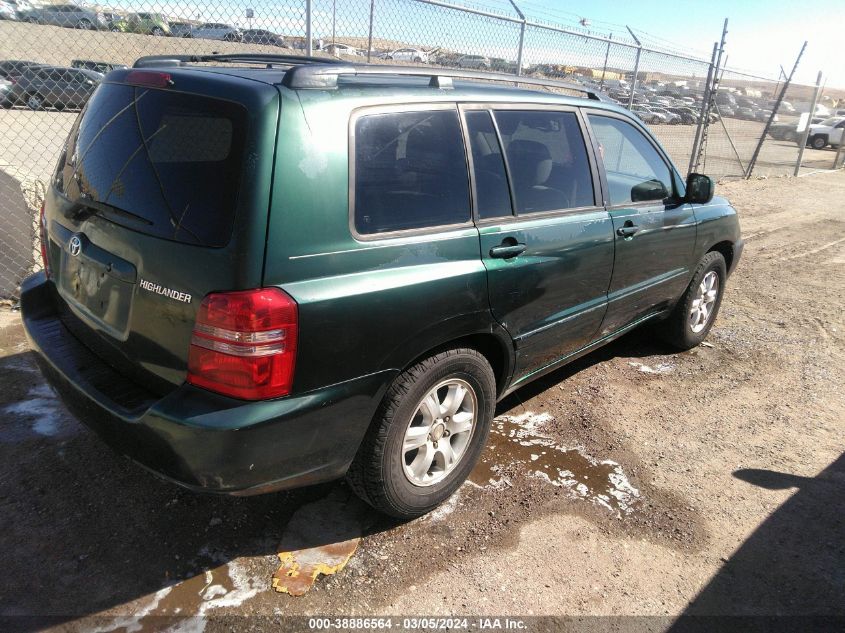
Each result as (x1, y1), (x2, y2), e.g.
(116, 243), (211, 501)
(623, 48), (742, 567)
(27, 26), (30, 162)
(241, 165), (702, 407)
(105, 0), (842, 89)
(490, 0), (843, 88)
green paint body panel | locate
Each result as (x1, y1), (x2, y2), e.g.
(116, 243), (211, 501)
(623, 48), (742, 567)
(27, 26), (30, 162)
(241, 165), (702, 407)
(20, 66), (743, 495)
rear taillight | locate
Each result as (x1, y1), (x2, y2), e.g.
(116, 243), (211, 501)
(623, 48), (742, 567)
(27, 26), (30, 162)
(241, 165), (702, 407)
(38, 202), (50, 278)
(187, 288), (298, 400)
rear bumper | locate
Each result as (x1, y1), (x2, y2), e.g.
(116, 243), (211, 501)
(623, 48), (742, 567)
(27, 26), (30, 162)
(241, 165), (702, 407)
(20, 273), (395, 495)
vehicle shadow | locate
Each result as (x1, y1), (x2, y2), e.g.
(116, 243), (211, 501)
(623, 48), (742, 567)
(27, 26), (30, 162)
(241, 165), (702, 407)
(496, 325), (678, 412)
(0, 350), (395, 626)
(667, 453), (845, 630)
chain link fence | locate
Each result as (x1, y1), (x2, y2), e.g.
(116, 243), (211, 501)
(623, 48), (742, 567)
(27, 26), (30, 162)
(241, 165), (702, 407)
(1, 0), (843, 299)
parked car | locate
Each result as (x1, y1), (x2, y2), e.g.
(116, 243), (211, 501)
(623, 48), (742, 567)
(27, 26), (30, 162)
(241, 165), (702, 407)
(241, 29), (285, 47)
(5, 0), (32, 19)
(456, 54), (490, 69)
(630, 105), (663, 124)
(0, 0), (18, 21)
(192, 22), (241, 42)
(168, 21), (194, 38)
(0, 78), (12, 106)
(666, 106), (698, 125)
(22, 58), (742, 519)
(103, 12), (128, 32)
(71, 59), (128, 74)
(125, 12), (170, 36)
(768, 116), (826, 142)
(0, 59), (43, 80)
(21, 4), (108, 29)
(384, 48), (429, 63)
(801, 116), (845, 149)
(4, 64), (101, 109)
(324, 43), (360, 57)
(648, 106), (681, 124)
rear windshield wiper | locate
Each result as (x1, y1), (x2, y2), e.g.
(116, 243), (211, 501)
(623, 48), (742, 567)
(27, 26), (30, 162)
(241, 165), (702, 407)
(68, 198), (153, 226)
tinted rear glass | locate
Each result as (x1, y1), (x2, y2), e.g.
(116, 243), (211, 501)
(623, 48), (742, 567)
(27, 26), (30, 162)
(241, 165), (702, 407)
(57, 83), (246, 246)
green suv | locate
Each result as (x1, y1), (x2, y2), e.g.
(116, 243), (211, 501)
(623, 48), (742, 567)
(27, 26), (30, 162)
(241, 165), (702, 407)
(21, 55), (743, 519)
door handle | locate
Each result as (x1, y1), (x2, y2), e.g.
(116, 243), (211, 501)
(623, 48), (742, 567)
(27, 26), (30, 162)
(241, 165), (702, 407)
(616, 223), (640, 238)
(489, 243), (527, 259)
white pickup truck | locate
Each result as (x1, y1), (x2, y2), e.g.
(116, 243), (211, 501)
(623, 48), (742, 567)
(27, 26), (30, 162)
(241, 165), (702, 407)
(804, 116), (845, 149)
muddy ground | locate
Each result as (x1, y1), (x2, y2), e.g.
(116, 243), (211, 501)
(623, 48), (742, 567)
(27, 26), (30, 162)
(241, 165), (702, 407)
(1, 173), (843, 630)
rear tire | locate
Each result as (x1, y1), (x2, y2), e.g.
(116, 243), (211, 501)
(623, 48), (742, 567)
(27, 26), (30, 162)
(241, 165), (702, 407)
(347, 348), (495, 519)
(26, 93), (44, 111)
(659, 251), (727, 350)
(151, 27), (164, 36)
(810, 135), (827, 150)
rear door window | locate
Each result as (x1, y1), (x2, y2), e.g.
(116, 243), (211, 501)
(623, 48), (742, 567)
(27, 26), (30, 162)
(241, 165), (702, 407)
(493, 110), (594, 214)
(464, 110), (512, 220)
(57, 83), (246, 246)
(353, 109), (471, 235)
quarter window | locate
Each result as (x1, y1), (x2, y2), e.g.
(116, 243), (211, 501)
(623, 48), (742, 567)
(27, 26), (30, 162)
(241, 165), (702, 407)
(588, 115), (674, 205)
(354, 110), (471, 235)
(465, 111), (512, 219)
(494, 110), (594, 214)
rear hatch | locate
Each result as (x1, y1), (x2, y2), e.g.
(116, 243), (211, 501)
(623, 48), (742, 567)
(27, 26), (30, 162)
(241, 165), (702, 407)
(42, 67), (280, 391)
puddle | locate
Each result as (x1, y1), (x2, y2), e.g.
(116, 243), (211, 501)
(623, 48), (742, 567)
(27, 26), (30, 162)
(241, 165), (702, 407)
(0, 380), (77, 442)
(471, 412), (640, 516)
(272, 491), (371, 596)
(93, 554), (264, 632)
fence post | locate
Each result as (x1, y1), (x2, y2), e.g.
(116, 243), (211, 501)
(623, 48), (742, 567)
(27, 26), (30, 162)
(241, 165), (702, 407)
(332, 0), (336, 47)
(688, 43), (718, 175)
(794, 71), (823, 176)
(626, 27), (641, 110)
(305, 0), (312, 56)
(745, 41), (806, 179)
(508, 0), (526, 76)
(367, 0), (375, 62)
(599, 33), (612, 90)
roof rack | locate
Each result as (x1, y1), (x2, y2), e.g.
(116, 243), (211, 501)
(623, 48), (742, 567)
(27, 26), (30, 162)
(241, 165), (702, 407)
(133, 53), (342, 69)
(281, 64), (611, 101)
(132, 54), (610, 102)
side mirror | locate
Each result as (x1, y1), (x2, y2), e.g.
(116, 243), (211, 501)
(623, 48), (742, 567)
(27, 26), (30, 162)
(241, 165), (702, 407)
(630, 179), (669, 203)
(685, 173), (715, 204)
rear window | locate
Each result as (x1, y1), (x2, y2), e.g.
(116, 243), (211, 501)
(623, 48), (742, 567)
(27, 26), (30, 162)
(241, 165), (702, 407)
(57, 83), (246, 246)
(353, 109), (470, 235)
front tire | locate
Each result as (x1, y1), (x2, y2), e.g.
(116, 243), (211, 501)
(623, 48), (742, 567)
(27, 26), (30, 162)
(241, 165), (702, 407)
(810, 135), (827, 150)
(660, 251), (727, 350)
(347, 348), (495, 519)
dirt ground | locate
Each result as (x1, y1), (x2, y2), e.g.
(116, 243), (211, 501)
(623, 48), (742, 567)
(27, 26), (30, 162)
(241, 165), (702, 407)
(1, 173), (844, 630)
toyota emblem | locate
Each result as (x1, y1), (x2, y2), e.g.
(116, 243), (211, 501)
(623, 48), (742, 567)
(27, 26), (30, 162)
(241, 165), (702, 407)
(69, 236), (82, 257)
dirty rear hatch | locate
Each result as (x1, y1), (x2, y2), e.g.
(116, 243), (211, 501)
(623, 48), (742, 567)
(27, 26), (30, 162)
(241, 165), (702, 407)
(42, 67), (280, 393)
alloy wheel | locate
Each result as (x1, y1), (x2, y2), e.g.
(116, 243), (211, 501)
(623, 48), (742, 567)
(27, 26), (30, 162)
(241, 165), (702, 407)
(402, 379), (477, 487)
(689, 271), (719, 333)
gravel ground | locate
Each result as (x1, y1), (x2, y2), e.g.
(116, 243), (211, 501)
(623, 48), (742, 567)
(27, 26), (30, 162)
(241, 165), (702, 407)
(1, 172), (843, 630)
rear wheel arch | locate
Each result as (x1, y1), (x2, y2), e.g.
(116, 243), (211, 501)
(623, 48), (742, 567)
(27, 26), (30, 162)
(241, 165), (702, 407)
(391, 328), (514, 399)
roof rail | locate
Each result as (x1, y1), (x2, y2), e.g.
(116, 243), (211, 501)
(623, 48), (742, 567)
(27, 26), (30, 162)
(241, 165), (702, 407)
(281, 63), (611, 101)
(133, 53), (342, 69)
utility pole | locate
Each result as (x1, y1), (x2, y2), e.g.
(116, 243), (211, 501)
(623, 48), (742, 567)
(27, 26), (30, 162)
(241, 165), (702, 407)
(794, 71), (823, 176)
